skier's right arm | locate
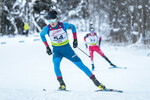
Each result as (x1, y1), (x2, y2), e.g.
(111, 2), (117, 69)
(40, 26), (52, 55)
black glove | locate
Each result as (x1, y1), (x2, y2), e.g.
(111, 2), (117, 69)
(73, 39), (78, 48)
(46, 46), (52, 55)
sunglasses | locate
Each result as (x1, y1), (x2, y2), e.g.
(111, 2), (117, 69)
(49, 19), (57, 23)
(90, 31), (94, 33)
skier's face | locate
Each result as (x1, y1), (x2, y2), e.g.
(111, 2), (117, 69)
(90, 32), (94, 36)
(49, 18), (58, 27)
(90, 30), (94, 35)
(90, 32), (94, 35)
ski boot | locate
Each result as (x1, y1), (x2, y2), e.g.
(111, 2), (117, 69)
(92, 64), (95, 71)
(58, 85), (66, 90)
(90, 75), (106, 90)
(57, 77), (66, 90)
(110, 63), (117, 68)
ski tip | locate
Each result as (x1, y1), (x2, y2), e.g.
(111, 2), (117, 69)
(118, 90), (123, 93)
(109, 67), (127, 69)
(107, 89), (123, 93)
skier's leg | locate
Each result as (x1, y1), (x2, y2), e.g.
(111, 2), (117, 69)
(63, 44), (92, 77)
(53, 52), (66, 90)
(73, 61), (106, 90)
(94, 46), (104, 57)
(73, 61), (93, 77)
(53, 57), (63, 78)
(89, 46), (94, 70)
(90, 75), (106, 90)
(95, 46), (116, 67)
(102, 55), (116, 67)
(63, 44), (106, 90)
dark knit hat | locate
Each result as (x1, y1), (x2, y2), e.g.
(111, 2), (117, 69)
(48, 10), (57, 19)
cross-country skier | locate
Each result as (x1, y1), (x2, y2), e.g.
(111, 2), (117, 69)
(84, 28), (117, 71)
(40, 10), (106, 91)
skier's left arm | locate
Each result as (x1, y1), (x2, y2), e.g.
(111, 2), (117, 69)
(63, 23), (77, 40)
(63, 23), (77, 48)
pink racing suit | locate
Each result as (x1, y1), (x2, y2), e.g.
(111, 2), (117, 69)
(84, 33), (103, 64)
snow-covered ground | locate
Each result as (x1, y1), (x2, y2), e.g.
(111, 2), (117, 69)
(0, 33), (150, 100)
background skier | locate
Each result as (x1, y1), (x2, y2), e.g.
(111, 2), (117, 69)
(84, 28), (117, 71)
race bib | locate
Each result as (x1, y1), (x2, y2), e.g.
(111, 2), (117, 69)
(49, 28), (69, 46)
(87, 35), (98, 45)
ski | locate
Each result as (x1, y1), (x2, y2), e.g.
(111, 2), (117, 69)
(109, 66), (127, 69)
(42, 89), (70, 92)
(57, 89), (70, 92)
(95, 88), (123, 93)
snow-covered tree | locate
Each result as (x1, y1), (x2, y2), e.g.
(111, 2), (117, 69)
(0, 0), (150, 45)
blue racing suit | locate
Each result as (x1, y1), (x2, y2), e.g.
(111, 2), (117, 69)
(40, 22), (92, 78)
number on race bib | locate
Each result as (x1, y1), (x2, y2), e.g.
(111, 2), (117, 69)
(90, 39), (95, 42)
(54, 35), (64, 40)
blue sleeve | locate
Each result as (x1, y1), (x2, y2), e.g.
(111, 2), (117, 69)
(40, 26), (49, 42)
(63, 22), (76, 33)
